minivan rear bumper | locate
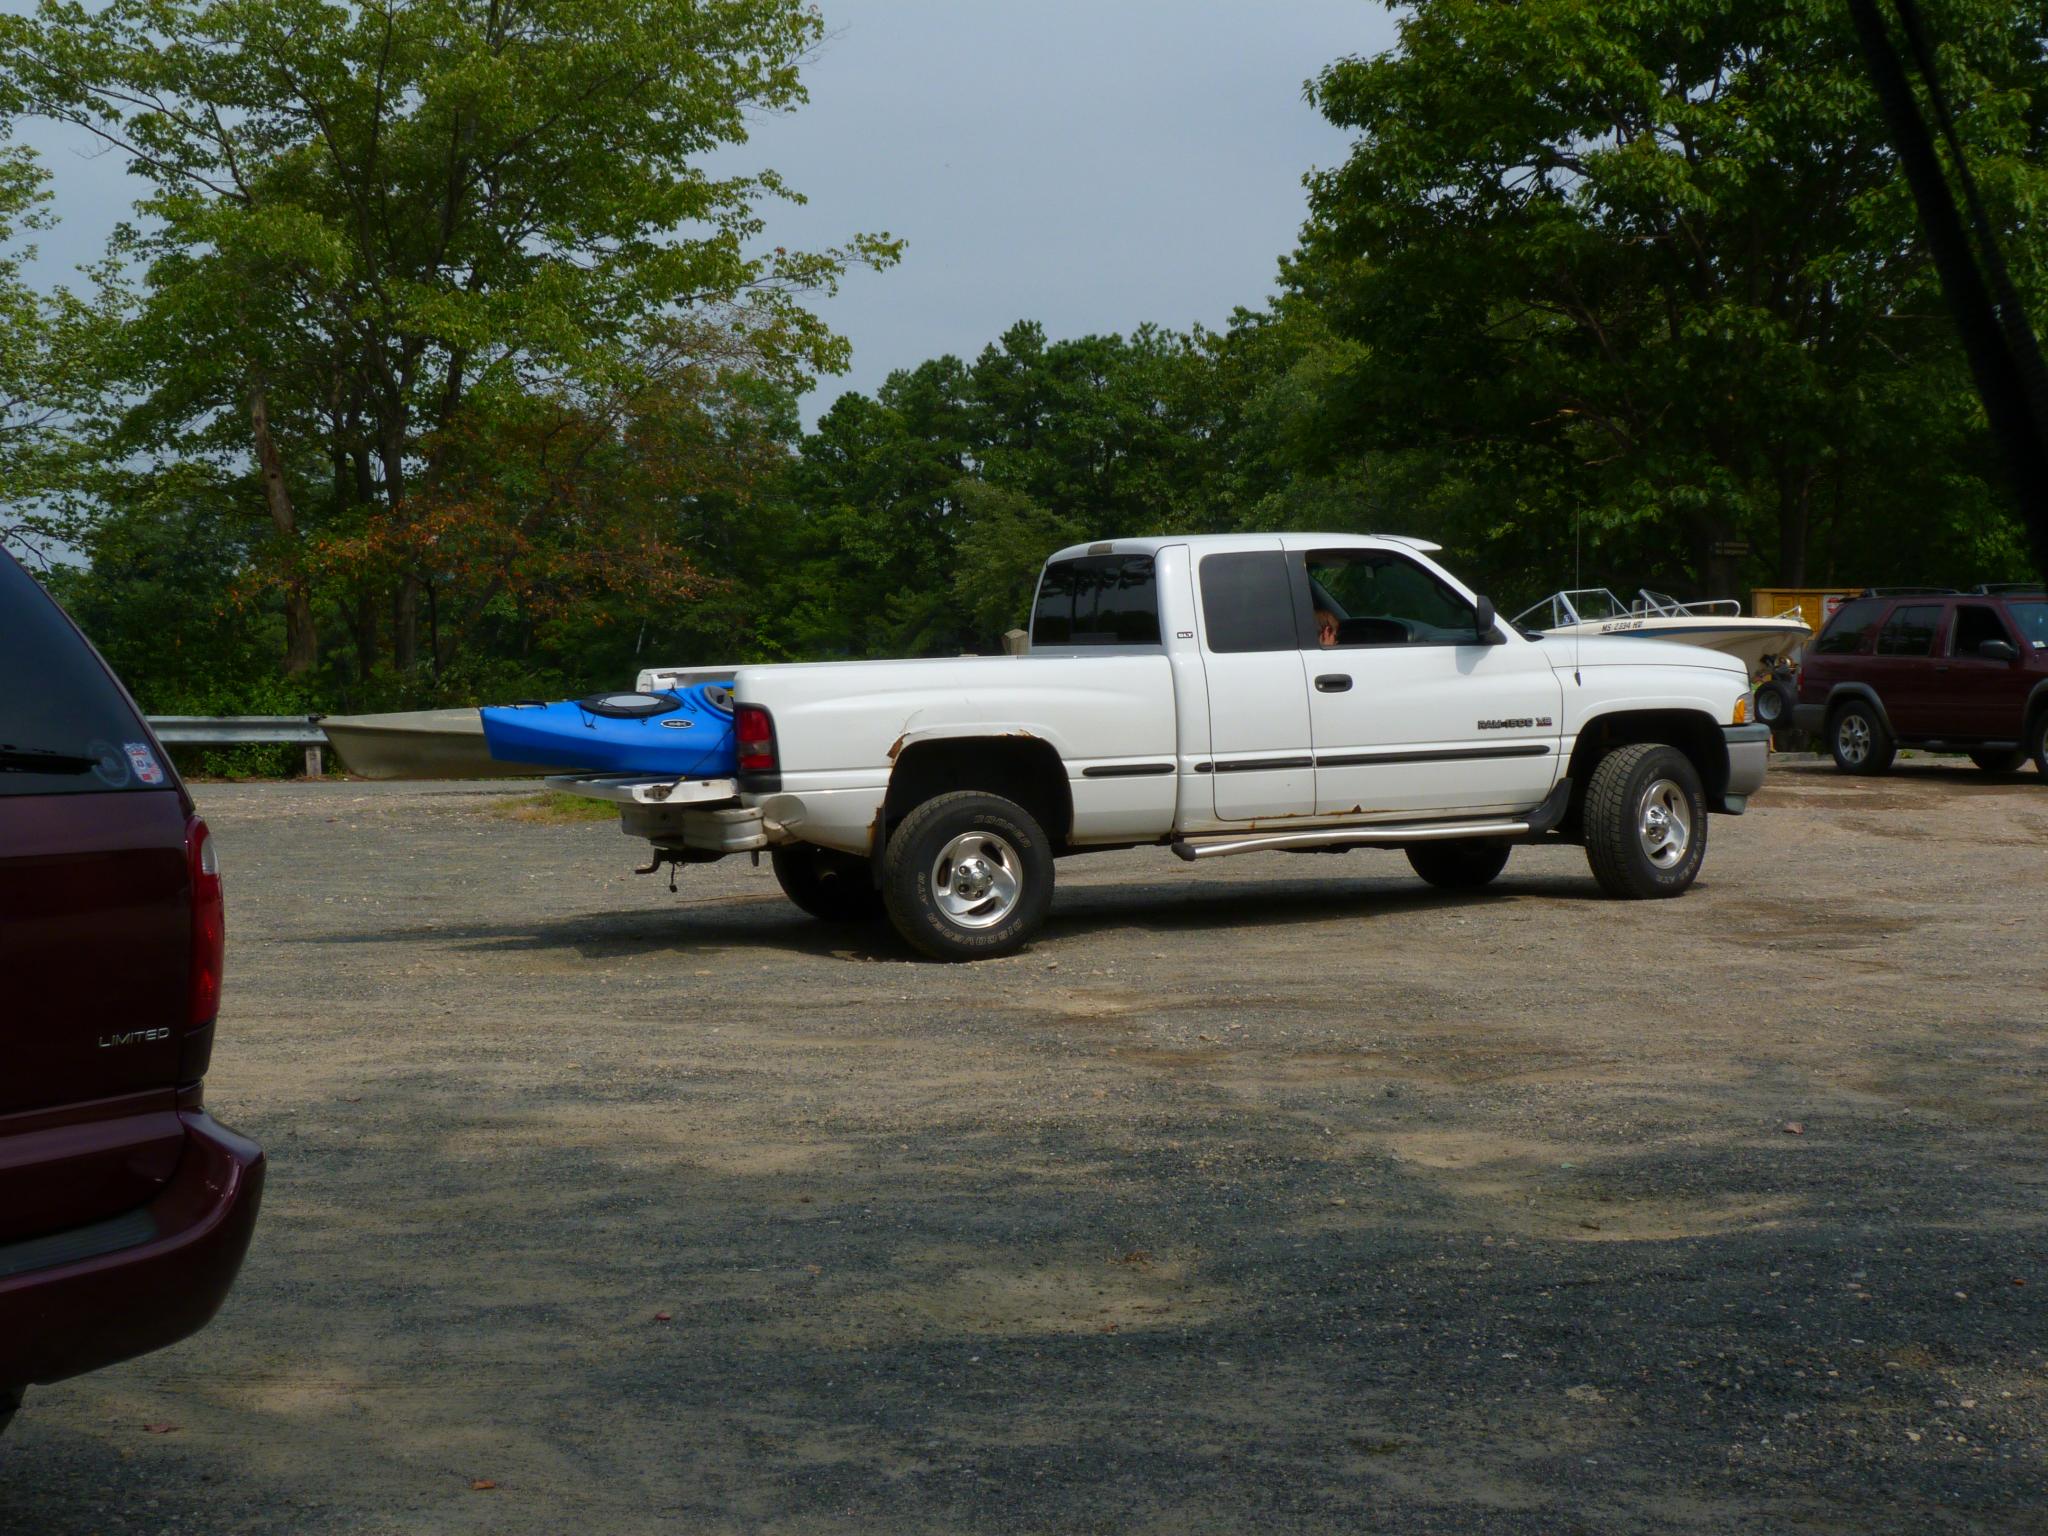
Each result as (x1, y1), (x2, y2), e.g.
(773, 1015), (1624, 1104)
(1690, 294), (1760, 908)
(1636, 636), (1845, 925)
(0, 1109), (263, 1388)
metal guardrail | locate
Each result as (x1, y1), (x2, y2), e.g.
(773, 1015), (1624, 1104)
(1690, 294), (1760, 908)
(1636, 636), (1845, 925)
(147, 715), (327, 777)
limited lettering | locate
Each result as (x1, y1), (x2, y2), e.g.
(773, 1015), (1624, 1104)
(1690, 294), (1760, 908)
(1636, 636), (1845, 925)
(1476, 716), (1553, 731)
(98, 1028), (172, 1049)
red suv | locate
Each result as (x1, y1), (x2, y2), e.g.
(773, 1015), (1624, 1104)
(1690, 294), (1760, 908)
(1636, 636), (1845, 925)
(1793, 588), (2048, 775)
(0, 550), (263, 1436)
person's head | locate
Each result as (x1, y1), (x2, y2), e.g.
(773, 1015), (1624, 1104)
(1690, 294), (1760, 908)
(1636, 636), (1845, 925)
(1314, 608), (1339, 647)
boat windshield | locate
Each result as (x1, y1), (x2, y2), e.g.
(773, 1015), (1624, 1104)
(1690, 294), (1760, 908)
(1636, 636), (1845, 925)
(1511, 589), (1631, 628)
(1636, 590), (1743, 617)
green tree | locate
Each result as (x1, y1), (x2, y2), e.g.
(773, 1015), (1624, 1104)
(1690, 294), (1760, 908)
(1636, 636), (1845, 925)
(1294, 0), (2048, 598)
(2, 0), (898, 677)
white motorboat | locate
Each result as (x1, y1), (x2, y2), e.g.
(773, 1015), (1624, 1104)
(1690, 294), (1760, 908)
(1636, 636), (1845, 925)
(1512, 589), (1811, 674)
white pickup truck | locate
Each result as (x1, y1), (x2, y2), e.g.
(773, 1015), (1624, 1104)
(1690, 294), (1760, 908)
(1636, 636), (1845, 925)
(558, 534), (1768, 960)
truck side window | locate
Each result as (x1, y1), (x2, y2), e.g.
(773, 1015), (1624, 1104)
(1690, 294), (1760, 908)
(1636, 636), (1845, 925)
(1304, 549), (1482, 647)
(1030, 555), (1160, 647)
(1876, 604), (1941, 657)
(1198, 552), (1297, 653)
(1950, 604), (2013, 656)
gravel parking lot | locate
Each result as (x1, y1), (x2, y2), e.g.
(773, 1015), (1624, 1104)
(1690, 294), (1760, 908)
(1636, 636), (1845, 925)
(4, 758), (2045, 1534)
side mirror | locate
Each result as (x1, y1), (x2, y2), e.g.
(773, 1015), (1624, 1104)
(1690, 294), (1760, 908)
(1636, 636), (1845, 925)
(1979, 638), (2019, 661)
(1474, 595), (1505, 644)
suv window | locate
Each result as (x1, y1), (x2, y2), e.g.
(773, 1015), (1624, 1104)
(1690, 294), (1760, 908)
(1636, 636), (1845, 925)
(1951, 604), (2013, 657)
(1304, 549), (1483, 647)
(1813, 598), (1883, 654)
(2010, 601), (2048, 650)
(0, 553), (163, 796)
(1031, 555), (1160, 647)
(1875, 603), (1942, 657)
(1198, 551), (1297, 653)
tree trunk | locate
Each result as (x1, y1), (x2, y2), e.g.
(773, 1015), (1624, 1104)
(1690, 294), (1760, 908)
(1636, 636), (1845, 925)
(249, 377), (317, 675)
(1776, 467), (1815, 587)
(376, 421), (420, 670)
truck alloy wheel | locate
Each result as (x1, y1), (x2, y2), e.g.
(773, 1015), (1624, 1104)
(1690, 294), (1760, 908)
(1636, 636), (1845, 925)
(2032, 711), (2048, 778)
(882, 791), (1054, 961)
(1583, 743), (1708, 899)
(1828, 701), (1895, 776)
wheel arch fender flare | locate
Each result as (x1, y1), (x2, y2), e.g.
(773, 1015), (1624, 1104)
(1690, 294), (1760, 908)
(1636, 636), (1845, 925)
(1564, 707), (1730, 806)
(1825, 682), (1894, 736)
(880, 734), (1074, 856)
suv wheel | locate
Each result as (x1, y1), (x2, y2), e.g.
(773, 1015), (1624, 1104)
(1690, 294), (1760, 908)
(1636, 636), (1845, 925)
(1828, 700), (1895, 776)
(1583, 743), (1708, 899)
(0, 1384), (19, 1437)
(881, 791), (1053, 961)
(1406, 840), (1511, 890)
(770, 845), (881, 922)
(1968, 747), (2027, 774)
(2031, 710), (2048, 778)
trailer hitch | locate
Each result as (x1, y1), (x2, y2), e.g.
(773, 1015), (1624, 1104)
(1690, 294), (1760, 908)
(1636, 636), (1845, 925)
(634, 851), (682, 892)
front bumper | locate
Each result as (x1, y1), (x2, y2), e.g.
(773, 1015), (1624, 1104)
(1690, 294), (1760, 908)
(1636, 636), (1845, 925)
(1718, 723), (1771, 813)
(0, 1109), (264, 1387)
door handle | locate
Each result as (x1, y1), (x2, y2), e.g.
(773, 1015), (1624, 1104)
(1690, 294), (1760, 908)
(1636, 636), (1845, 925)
(1315, 674), (1353, 693)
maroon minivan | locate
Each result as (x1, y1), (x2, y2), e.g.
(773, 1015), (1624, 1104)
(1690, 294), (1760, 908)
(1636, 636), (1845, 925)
(0, 550), (263, 1435)
(1793, 589), (2048, 775)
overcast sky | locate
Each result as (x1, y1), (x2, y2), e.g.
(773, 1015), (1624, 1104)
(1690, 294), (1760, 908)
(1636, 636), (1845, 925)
(10, 0), (1396, 423)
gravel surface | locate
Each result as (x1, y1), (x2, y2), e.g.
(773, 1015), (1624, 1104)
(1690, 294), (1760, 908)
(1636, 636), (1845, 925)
(3, 757), (2045, 1534)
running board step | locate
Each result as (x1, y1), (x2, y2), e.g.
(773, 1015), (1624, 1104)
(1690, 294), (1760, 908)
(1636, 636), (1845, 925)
(1170, 780), (1570, 863)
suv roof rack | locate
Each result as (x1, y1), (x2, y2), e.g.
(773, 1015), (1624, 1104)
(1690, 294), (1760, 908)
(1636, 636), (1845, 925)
(1860, 586), (1960, 597)
(1970, 582), (2048, 595)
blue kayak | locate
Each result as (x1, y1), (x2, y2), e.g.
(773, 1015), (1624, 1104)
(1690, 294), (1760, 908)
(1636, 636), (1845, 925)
(480, 682), (737, 776)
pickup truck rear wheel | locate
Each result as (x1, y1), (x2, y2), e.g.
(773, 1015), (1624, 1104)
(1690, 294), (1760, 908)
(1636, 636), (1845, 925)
(1583, 743), (1707, 899)
(770, 845), (881, 922)
(882, 791), (1053, 961)
(1405, 840), (1511, 890)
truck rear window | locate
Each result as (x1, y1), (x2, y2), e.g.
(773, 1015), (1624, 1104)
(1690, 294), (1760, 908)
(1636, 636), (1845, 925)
(1812, 598), (1883, 654)
(0, 552), (162, 796)
(1031, 555), (1160, 647)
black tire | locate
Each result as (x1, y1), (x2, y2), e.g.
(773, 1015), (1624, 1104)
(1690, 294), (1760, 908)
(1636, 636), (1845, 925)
(770, 845), (882, 922)
(1405, 840), (1512, 890)
(1968, 747), (2027, 773)
(1754, 680), (1794, 729)
(0, 1385), (19, 1437)
(1827, 699), (1895, 776)
(2031, 710), (2048, 777)
(1583, 743), (1709, 900)
(881, 791), (1054, 961)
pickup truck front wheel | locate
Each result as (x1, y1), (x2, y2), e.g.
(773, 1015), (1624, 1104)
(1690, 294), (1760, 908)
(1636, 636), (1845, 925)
(882, 791), (1053, 961)
(1583, 743), (1708, 899)
(771, 845), (882, 923)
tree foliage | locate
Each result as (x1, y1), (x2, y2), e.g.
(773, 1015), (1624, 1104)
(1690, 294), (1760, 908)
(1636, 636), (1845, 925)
(1292, 0), (2048, 595)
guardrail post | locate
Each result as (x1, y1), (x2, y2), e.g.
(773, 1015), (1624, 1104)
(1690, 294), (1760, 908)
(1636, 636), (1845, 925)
(305, 742), (323, 779)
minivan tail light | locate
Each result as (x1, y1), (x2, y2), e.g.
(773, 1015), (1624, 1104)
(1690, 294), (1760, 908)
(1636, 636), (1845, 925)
(187, 815), (225, 1027)
(735, 703), (777, 775)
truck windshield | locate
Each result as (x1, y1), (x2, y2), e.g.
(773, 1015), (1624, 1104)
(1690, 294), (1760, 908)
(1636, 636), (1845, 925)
(1031, 555), (1160, 647)
(0, 553), (162, 796)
